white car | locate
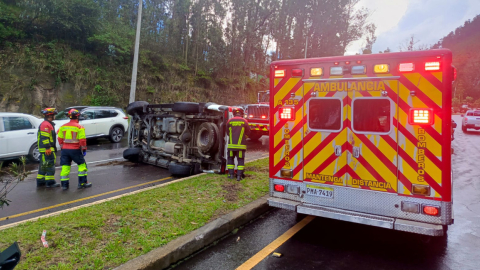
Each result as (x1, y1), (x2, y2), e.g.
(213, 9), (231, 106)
(54, 106), (129, 143)
(0, 112), (57, 162)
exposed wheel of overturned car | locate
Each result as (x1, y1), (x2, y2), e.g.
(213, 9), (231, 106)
(169, 162), (193, 176)
(123, 147), (141, 162)
(126, 101), (149, 115)
(196, 122), (220, 153)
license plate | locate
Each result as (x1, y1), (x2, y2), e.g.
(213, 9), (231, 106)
(306, 184), (334, 198)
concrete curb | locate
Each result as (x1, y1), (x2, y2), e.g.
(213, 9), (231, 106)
(114, 195), (270, 270)
(0, 156), (268, 231)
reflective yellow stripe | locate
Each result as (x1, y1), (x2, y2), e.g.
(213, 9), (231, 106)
(238, 166), (245, 170)
(229, 127), (233, 144)
(42, 139), (50, 144)
(64, 139), (80, 143)
(227, 165), (235, 169)
(228, 144), (247, 149)
(239, 151), (242, 158)
(238, 127), (244, 145)
(40, 131), (51, 137)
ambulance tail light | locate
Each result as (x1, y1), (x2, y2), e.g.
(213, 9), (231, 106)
(274, 70), (285, 78)
(261, 115), (267, 119)
(412, 184), (430, 196)
(280, 169), (293, 178)
(279, 107), (295, 121)
(423, 205), (440, 216)
(399, 63), (415, 72)
(425, 62), (441, 71)
(274, 184), (285, 192)
(409, 109), (434, 125)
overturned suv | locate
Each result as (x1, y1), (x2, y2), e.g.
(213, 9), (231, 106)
(123, 101), (233, 176)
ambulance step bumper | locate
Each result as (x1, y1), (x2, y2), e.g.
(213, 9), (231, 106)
(267, 197), (444, 236)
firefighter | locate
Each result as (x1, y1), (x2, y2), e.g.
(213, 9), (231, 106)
(226, 108), (251, 181)
(36, 108), (60, 188)
(57, 109), (92, 190)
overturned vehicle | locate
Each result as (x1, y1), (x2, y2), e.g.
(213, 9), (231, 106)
(123, 101), (235, 176)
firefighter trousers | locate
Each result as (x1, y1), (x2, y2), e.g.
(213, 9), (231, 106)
(60, 149), (88, 186)
(227, 150), (245, 176)
(36, 152), (56, 184)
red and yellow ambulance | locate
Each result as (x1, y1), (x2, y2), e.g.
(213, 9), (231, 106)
(268, 49), (455, 236)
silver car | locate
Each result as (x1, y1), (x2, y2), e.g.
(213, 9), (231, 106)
(461, 110), (480, 132)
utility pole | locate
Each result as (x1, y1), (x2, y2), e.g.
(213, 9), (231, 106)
(305, 37), (308, 59)
(129, 0), (143, 104)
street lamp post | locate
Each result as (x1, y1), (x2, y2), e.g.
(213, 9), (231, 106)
(129, 0), (143, 104)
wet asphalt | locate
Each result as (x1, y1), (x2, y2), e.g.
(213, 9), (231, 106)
(0, 137), (270, 226)
(173, 115), (480, 270)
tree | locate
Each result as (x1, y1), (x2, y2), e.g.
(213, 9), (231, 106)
(362, 24), (376, 54)
(465, 96), (474, 108)
(0, 158), (29, 208)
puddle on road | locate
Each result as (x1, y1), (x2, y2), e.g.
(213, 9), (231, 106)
(95, 160), (136, 167)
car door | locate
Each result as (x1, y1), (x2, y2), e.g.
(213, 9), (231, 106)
(0, 117), (7, 157)
(2, 116), (37, 156)
(79, 110), (97, 137)
(94, 109), (113, 135)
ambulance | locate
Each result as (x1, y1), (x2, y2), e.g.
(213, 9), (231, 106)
(268, 49), (455, 236)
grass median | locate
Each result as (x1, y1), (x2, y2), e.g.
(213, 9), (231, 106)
(0, 158), (269, 270)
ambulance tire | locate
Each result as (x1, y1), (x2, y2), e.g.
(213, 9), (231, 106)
(123, 148), (141, 163)
(172, 102), (200, 113)
(248, 132), (262, 141)
(197, 122), (219, 153)
(127, 101), (149, 116)
(169, 163), (193, 176)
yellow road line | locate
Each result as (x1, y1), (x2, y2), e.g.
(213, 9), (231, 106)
(236, 215), (315, 270)
(0, 176), (173, 222)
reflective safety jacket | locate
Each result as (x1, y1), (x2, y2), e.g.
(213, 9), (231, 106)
(227, 116), (251, 150)
(57, 120), (87, 150)
(38, 120), (57, 153)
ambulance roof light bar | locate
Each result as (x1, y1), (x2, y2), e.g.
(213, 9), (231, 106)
(399, 63), (415, 72)
(274, 70), (285, 78)
(425, 62), (440, 71)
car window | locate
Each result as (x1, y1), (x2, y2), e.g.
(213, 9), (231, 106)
(81, 110), (95, 120)
(95, 110), (112, 119)
(3, 117), (33, 131)
(352, 98), (391, 133)
(474, 111), (480, 116)
(110, 110), (119, 117)
(56, 110), (69, 120)
(308, 98), (342, 131)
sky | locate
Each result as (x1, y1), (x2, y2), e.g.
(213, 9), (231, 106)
(345, 0), (480, 55)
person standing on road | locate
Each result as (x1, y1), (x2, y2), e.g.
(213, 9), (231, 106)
(36, 108), (60, 188)
(57, 109), (92, 190)
(226, 108), (251, 181)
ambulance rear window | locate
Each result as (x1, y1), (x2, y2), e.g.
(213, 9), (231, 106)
(352, 98), (391, 133)
(308, 99), (342, 131)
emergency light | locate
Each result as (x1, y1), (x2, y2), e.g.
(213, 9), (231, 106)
(330, 66), (343, 76)
(399, 63), (415, 72)
(374, 64), (389, 73)
(425, 62), (440, 71)
(409, 109), (434, 125)
(423, 205), (440, 216)
(274, 184), (285, 192)
(310, 68), (323, 77)
(274, 70), (285, 78)
(279, 107), (295, 120)
(261, 115), (267, 119)
(292, 69), (303, 77)
(351, 65), (366, 75)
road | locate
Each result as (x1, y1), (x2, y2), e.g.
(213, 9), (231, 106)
(173, 115), (480, 270)
(0, 136), (270, 226)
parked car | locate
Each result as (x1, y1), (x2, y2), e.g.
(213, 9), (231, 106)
(54, 106), (129, 143)
(123, 101), (233, 176)
(0, 112), (46, 162)
(461, 110), (480, 132)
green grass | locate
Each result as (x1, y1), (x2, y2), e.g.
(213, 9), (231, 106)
(0, 158), (269, 270)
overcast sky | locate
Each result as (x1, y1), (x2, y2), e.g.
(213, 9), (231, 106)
(345, 0), (480, 55)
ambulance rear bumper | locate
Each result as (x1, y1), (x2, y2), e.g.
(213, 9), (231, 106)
(267, 197), (445, 236)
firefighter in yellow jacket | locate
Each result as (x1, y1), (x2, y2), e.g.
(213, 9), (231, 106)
(226, 108), (251, 181)
(36, 108), (60, 188)
(57, 109), (92, 190)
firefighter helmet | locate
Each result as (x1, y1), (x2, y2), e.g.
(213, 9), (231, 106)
(67, 109), (80, 119)
(41, 108), (58, 116)
(233, 107), (244, 117)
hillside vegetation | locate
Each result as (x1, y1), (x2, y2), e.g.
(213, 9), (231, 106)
(0, 0), (375, 113)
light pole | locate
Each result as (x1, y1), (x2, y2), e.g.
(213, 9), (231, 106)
(129, 0), (143, 104)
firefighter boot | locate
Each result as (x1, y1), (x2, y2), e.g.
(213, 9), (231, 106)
(237, 172), (243, 181)
(61, 181), (69, 190)
(228, 169), (235, 179)
(77, 178), (92, 189)
(36, 179), (46, 187)
(45, 180), (60, 188)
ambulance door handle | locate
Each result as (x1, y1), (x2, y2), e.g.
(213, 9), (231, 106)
(353, 147), (360, 158)
(334, 146), (342, 157)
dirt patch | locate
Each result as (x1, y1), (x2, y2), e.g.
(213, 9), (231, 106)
(221, 181), (243, 202)
(95, 160), (136, 167)
(249, 165), (268, 174)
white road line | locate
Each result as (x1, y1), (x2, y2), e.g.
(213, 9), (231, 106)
(28, 157), (124, 173)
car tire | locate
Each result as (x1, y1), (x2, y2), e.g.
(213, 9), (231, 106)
(462, 125), (467, 133)
(172, 102), (200, 113)
(126, 101), (149, 116)
(248, 132), (263, 141)
(168, 163), (192, 176)
(28, 143), (41, 162)
(109, 126), (124, 143)
(123, 148), (141, 162)
(197, 122), (219, 153)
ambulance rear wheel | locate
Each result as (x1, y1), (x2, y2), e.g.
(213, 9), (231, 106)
(248, 132), (262, 141)
(127, 101), (149, 116)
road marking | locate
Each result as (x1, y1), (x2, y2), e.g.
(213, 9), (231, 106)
(236, 215), (315, 270)
(28, 157), (124, 173)
(0, 176), (173, 222)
